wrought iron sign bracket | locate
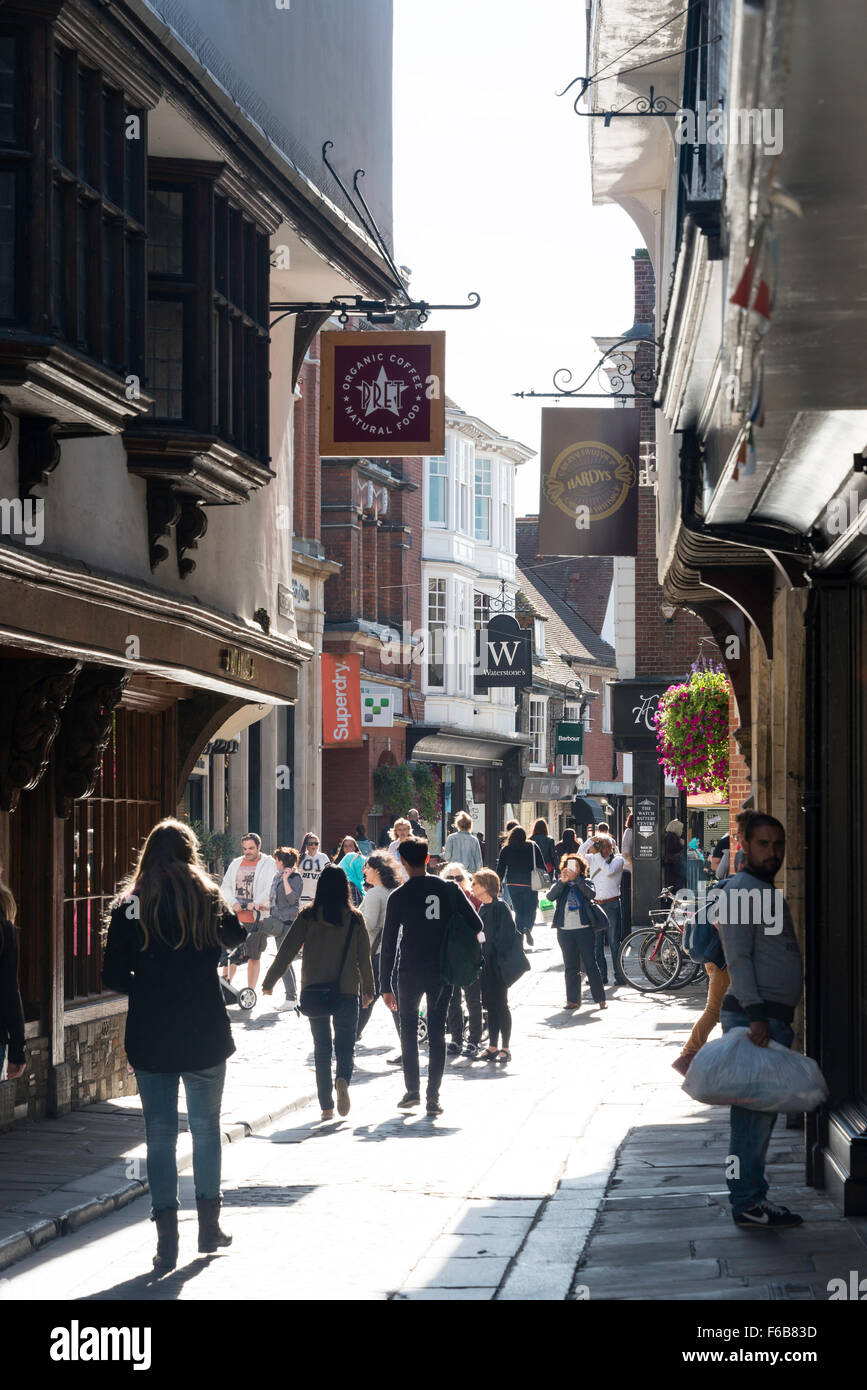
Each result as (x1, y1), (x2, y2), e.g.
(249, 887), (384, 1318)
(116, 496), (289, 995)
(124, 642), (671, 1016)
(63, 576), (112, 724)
(270, 142), (480, 328)
(514, 335), (660, 403)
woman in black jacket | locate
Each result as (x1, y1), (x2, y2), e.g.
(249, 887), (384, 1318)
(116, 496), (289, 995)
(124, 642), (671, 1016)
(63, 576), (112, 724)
(102, 818), (245, 1274)
(471, 869), (529, 1063)
(0, 869), (26, 1083)
(530, 818), (557, 879)
(547, 854), (607, 1012)
(496, 826), (544, 946)
(554, 826), (579, 866)
(268, 847), (303, 1006)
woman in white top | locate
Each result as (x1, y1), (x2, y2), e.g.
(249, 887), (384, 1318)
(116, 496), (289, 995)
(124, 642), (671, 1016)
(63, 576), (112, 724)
(442, 811), (483, 874)
(356, 851), (403, 1040)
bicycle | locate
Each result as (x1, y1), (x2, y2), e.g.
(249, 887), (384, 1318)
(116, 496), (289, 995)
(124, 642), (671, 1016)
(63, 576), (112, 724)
(617, 886), (704, 993)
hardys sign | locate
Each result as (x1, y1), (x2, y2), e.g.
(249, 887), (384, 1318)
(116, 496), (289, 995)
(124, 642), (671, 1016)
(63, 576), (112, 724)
(322, 653), (362, 748)
(319, 330), (445, 458)
(538, 408), (640, 557)
(474, 614), (532, 692)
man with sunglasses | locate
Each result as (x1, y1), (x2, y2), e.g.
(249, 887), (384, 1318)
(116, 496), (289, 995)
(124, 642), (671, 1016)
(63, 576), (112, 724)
(297, 832), (331, 910)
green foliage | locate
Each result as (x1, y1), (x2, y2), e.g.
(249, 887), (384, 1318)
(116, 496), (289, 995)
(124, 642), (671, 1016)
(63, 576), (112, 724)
(410, 763), (441, 823)
(188, 819), (236, 873)
(373, 764), (416, 818)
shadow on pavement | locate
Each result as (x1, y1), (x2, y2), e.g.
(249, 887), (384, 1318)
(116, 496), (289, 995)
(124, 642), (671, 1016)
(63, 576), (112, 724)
(352, 1116), (461, 1141)
(84, 1254), (214, 1301)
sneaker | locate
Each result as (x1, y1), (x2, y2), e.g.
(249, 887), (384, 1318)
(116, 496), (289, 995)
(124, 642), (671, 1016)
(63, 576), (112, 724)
(733, 1202), (803, 1230)
(447, 1041), (462, 1056)
(397, 1091), (420, 1109)
(336, 1078), (351, 1117)
(671, 1054), (693, 1077)
(462, 1042), (480, 1059)
(426, 1097), (443, 1116)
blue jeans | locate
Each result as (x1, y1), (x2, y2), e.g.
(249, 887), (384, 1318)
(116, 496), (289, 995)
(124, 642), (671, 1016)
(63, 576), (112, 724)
(309, 995), (359, 1110)
(720, 1009), (795, 1214)
(594, 899), (624, 983)
(509, 886), (538, 938)
(135, 1063), (226, 1213)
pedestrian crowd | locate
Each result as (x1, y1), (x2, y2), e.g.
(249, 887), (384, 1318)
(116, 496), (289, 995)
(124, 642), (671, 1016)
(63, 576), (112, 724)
(0, 802), (813, 1273)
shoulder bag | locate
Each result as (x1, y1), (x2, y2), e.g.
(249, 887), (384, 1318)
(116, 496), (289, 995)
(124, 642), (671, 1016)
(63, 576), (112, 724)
(299, 918), (357, 1017)
(530, 841), (552, 893)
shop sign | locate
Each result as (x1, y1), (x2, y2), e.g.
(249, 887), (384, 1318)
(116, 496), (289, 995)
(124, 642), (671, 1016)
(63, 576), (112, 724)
(319, 330), (445, 457)
(220, 648), (255, 681)
(360, 680), (400, 728)
(474, 614), (532, 691)
(635, 795), (659, 859)
(322, 653), (362, 748)
(521, 776), (575, 800)
(555, 721), (584, 757)
(611, 679), (674, 750)
(539, 408), (640, 557)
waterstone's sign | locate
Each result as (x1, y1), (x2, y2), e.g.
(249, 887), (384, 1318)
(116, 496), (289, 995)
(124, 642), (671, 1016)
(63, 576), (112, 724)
(538, 408), (640, 557)
(474, 613), (532, 692)
(320, 330), (445, 457)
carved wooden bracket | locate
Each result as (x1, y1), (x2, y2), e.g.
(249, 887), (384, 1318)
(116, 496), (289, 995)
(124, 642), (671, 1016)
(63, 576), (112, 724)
(19, 415), (62, 497)
(0, 658), (82, 812)
(146, 481), (182, 570)
(54, 666), (130, 817)
(176, 495), (208, 578)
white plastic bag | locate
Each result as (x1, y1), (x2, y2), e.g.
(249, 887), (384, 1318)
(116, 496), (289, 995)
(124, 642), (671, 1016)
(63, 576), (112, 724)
(682, 1029), (828, 1113)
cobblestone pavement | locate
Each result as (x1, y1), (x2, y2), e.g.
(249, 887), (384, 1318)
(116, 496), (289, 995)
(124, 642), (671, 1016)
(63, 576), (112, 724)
(2, 925), (865, 1300)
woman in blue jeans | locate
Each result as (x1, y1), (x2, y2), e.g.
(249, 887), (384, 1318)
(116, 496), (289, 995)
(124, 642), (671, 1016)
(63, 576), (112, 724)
(496, 826), (542, 946)
(262, 866), (374, 1121)
(102, 819), (245, 1274)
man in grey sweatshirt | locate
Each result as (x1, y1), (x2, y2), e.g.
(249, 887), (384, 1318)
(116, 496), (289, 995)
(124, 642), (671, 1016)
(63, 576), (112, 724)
(713, 814), (803, 1230)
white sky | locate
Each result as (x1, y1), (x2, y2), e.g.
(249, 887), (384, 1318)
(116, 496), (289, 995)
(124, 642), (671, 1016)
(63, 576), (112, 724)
(393, 0), (645, 517)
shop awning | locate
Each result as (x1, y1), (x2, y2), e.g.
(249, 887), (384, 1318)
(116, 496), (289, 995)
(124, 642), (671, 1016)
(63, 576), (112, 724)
(572, 796), (605, 823)
(407, 727), (532, 769)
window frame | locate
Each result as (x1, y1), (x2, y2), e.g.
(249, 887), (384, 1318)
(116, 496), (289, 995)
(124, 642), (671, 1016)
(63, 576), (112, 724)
(474, 454), (492, 542)
(426, 452), (448, 527)
(426, 575), (447, 691)
(529, 696), (548, 769)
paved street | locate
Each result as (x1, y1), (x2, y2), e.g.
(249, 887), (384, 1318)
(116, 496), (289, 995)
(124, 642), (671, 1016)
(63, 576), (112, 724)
(2, 926), (865, 1302)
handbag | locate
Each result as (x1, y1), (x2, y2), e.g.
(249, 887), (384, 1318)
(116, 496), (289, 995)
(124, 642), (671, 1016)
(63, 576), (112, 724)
(298, 919), (357, 1018)
(529, 841), (552, 893)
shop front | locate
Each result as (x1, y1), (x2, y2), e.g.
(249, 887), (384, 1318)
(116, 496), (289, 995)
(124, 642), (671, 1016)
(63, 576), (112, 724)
(406, 730), (531, 866)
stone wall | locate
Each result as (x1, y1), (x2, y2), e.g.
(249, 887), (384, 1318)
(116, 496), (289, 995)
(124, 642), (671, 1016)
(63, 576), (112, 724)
(64, 1012), (137, 1110)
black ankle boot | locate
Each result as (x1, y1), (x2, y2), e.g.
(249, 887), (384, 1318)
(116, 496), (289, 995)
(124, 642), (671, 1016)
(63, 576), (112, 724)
(196, 1196), (232, 1253)
(152, 1208), (178, 1273)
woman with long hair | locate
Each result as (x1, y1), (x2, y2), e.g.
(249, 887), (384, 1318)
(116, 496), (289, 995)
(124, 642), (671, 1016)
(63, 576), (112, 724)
(470, 869), (529, 1063)
(262, 865), (374, 1121)
(439, 863), (484, 1058)
(268, 847), (303, 1007)
(296, 830), (331, 910)
(102, 819), (245, 1274)
(530, 817), (557, 879)
(547, 854), (607, 1011)
(334, 835), (366, 904)
(0, 869), (26, 1083)
(498, 820), (520, 908)
(356, 851), (402, 1041)
(554, 825), (579, 865)
(496, 825), (544, 947)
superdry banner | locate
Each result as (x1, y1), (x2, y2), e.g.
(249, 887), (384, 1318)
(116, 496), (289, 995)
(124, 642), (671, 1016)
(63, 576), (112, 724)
(538, 408), (640, 557)
(319, 330), (445, 457)
(322, 653), (363, 748)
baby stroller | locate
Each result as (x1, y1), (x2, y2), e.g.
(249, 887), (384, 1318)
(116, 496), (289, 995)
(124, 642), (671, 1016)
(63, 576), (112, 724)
(219, 939), (257, 1012)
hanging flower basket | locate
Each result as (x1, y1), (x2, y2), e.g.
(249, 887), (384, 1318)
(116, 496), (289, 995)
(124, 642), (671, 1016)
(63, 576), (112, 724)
(654, 664), (729, 795)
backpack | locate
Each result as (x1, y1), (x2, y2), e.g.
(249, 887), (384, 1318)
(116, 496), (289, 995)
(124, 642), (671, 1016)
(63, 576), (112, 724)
(682, 889), (727, 968)
(440, 909), (483, 990)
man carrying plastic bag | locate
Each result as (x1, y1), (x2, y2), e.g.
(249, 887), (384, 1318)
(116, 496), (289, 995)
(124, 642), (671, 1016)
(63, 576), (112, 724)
(685, 814), (819, 1231)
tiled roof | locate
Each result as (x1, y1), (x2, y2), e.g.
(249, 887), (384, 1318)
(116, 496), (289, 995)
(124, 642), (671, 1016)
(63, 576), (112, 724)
(515, 518), (613, 636)
(516, 563), (617, 674)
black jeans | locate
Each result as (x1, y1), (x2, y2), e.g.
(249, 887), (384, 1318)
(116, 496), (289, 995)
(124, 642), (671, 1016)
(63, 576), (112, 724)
(447, 977), (483, 1046)
(308, 994), (359, 1111)
(357, 953), (402, 1041)
(398, 973), (452, 1099)
(557, 926), (605, 1004)
(508, 886), (538, 938)
(481, 969), (511, 1050)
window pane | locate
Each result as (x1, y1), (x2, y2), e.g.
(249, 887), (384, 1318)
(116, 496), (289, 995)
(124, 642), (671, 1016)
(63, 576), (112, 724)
(123, 109), (144, 220)
(124, 233), (144, 376)
(147, 298), (185, 419)
(77, 70), (91, 182)
(428, 460), (445, 524)
(427, 578), (446, 687)
(102, 218), (117, 364)
(54, 49), (70, 167)
(147, 188), (185, 275)
(76, 201), (92, 350)
(474, 494), (490, 541)
(52, 185), (67, 334)
(102, 87), (120, 201)
(214, 195), (228, 296)
(0, 34), (19, 147)
(0, 169), (15, 319)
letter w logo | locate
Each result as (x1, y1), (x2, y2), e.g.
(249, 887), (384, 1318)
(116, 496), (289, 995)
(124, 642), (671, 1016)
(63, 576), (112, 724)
(489, 641), (520, 667)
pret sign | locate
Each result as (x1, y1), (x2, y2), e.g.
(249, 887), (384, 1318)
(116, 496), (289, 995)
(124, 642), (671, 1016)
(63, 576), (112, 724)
(635, 795), (659, 860)
(319, 330), (445, 457)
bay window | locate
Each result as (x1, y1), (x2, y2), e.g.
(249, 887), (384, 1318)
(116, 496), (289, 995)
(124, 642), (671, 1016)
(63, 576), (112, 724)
(529, 697), (547, 767)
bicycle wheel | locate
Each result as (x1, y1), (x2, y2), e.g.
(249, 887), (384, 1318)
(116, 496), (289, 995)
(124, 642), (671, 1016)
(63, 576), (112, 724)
(618, 929), (681, 992)
(667, 945), (704, 989)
